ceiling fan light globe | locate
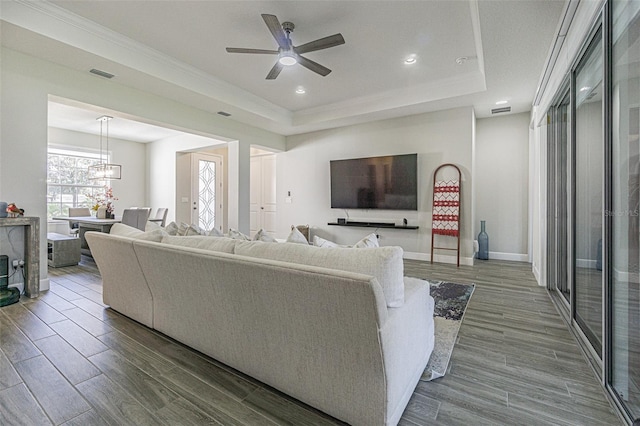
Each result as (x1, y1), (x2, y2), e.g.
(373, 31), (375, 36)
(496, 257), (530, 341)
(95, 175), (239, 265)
(278, 55), (297, 66)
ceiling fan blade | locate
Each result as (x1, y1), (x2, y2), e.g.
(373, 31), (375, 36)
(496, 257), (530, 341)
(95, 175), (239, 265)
(294, 34), (345, 55)
(297, 55), (332, 77)
(226, 48), (279, 54)
(266, 61), (284, 80)
(261, 14), (288, 49)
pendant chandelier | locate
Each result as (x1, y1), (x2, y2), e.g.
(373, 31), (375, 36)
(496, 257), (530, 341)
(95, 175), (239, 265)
(88, 115), (121, 180)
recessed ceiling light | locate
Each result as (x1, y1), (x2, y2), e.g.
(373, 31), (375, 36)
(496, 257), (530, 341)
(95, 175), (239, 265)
(404, 55), (417, 65)
(295, 87), (306, 94)
(495, 100), (509, 105)
(455, 56), (468, 65)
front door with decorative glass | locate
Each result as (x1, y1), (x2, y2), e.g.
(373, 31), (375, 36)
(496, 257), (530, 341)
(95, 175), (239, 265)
(191, 153), (223, 233)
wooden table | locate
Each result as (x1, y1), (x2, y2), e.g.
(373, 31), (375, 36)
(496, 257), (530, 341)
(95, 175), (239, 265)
(53, 216), (121, 256)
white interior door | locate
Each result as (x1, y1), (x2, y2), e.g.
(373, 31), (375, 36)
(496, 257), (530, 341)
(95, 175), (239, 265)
(250, 157), (260, 235)
(249, 154), (277, 236)
(191, 153), (223, 232)
(261, 155), (277, 234)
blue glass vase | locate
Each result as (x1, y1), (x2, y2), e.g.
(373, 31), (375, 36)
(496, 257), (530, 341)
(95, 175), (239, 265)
(477, 220), (489, 260)
(0, 202), (7, 218)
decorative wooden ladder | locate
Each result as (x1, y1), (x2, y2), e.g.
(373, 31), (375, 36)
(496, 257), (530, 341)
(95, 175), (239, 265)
(430, 163), (462, 267)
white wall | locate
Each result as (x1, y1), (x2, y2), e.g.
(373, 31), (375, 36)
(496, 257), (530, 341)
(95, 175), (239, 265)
(147, 133), (227, 225)
(279, 107), (475, 264)
(0, 47), (284, 288)
(475, 112), (530, 261)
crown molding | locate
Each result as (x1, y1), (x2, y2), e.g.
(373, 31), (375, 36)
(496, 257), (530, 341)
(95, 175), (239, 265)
(1, 0), (292, 125)
(293, 70), (486, 128)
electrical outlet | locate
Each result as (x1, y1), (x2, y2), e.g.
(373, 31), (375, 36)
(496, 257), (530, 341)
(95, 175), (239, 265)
(12, 260), (19, 269)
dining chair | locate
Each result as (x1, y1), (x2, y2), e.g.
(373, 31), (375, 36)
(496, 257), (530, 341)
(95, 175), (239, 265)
(152, 208), (168, 227)
(121, 209), (139, 229)
(136, 208), (152, 230)
(68, 207), (91, 237)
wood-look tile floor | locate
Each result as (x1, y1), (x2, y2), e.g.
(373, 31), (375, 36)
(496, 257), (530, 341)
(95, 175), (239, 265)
(0, 257), (623, 425)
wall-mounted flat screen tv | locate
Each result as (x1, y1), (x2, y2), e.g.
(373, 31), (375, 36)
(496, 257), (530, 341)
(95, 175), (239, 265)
(330, 153), (418, 210)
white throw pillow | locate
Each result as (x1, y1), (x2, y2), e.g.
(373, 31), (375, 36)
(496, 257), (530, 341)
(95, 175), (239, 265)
(177, 222), (190, 236)
(184, 224), (206, 236)
(253, 229), (278, 243)
(208, 227), (224, 237)
(234, 241), (405, 307)
(353, 233), (379, 248)
(228, 228), (251, 241)
(109, 223), (167, 242)
(313, 233), (378, 248)
(136, 228), (169, 242)
(161, 236), (236, 253)
(145, 220), (162, 231)
(109, 223), (143, 237)
(164, 221), (179, 236)
(313, 235), (339, 248)
(286, 227), (308, 244)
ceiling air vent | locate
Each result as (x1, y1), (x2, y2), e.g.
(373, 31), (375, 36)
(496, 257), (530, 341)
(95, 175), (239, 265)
(217, 111), (232, 117)
(89, 68), (115, 79)
(491, 106), (511, 114)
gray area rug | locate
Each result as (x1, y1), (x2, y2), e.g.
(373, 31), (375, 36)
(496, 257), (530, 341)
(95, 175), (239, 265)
(420, 280), (475, 381)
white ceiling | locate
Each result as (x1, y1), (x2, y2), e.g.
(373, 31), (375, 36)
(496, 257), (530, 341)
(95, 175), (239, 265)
(48, 102), (186, 143)
(1, 0), (567, 139)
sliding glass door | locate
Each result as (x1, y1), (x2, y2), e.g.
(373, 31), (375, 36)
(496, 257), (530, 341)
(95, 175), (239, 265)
(573, 28), (604, 357)
(548, 91), (570, 304)
(545, 1), (640, 421)
(610, 0), (640, 419)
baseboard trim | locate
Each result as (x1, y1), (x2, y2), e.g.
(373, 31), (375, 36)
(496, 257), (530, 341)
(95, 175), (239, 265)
(532, 264), (542, 285)
(403, 251), (474, 266)
(576, 258), (597, 269)
(488, 251), (529, 262)
(40, 278), (50, 292)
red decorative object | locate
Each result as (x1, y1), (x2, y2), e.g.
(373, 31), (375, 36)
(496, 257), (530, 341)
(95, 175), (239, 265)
(6, 203), (24, 218)
(430, 164), (462, 267)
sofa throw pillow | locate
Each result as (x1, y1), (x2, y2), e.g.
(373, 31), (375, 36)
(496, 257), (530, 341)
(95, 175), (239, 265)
(286, 227), (308, 244)
(228, 228), (251, 241)
(136, 228), (169, 242)
(253, 229), (278, 243)
(161, 235), (236, 254)
(313, 233), (378, 248)
(208, 227), (224, 237)
(109, 223), (167, 242)
(184, 224), (206, 236)
(353, 233), (379, 248)
(145, 220), (162, 231)
(164, 221), (179, 236)
(313, 235), (339, 248)
(234, 241), (405, 307)
(109, 222), (144, 238)
(177, 222), (190, 236)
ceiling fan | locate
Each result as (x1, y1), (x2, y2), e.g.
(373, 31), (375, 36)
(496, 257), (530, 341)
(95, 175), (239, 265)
(226, 14), (345, 80)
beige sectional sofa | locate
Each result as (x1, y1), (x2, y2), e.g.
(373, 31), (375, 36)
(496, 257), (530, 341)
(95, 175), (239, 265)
(86, 226), (435, 426)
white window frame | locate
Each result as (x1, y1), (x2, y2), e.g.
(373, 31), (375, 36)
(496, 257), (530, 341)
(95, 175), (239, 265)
(46, 146), (109, 220)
